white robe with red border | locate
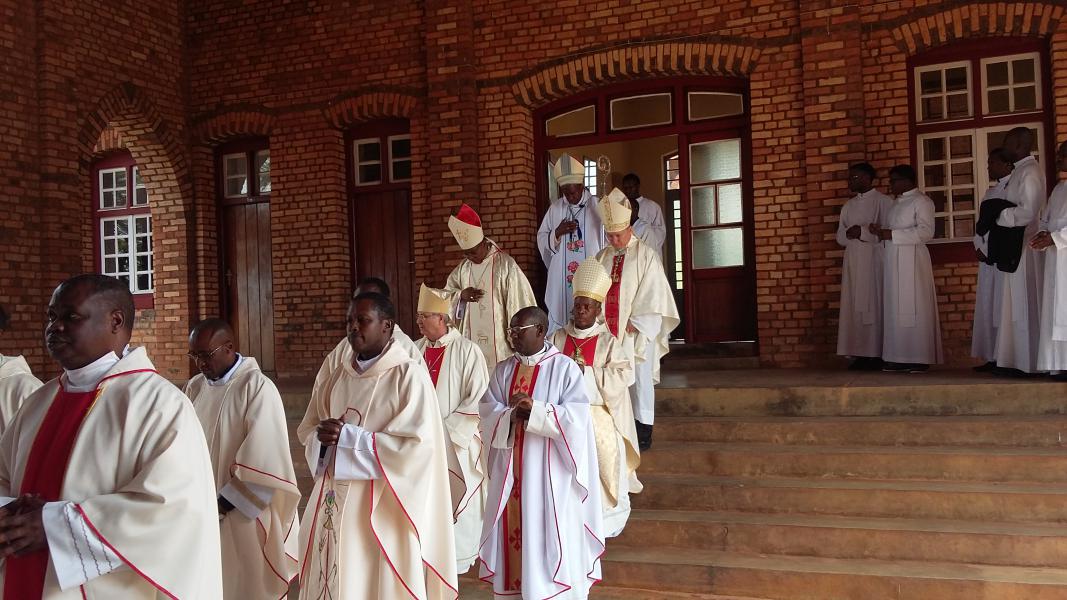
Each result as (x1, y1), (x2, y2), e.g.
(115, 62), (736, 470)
(0, 355), (42, 436)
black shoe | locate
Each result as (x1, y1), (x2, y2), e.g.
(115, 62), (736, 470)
(973, 361), (997, 373)
(881, 362), (910, 373)
(635, 421), (653, 451)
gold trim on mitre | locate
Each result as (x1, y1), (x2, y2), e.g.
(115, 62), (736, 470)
(448, 203), (484, 250)
(417, 283), (451, 315)
(599, 188), (632, 233)
(572, 258), (612, 302)
(552, 153), (586, 186)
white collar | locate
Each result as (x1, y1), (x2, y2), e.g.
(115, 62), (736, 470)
(568, 321), (600, 338)
(515, 341), (551, 366)
(63, 345), (129, 392)
(355, 346), (387, 373)
(426, 327), (454, 348)
(207, 353), (244, 387)
(1017, 155), (1036, 166)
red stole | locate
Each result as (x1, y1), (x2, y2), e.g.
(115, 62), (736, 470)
(604, 253), (626, 337)
(423, 346), (446, 386)
(5, 387), (100, 600)
(562, 334), (598, 369)
(501, 361), (540, 593)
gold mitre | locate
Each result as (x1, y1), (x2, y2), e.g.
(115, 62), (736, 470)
(448, 203), (484, 250)
(572, 258), (612, 302)
(599, 187), (632, 233)
(417, 283), (451, 315)
(552, 153), (585, 186)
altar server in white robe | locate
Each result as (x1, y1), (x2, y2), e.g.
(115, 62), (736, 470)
(444, 203), (537, 368)
(0, 305), (43, 434)
(1029, 141), (1067, 378)
(0, 274), (221, 599)
(594, 189), (679, 450)
(413, 284), (489, 574)
(869, 165), (943, 372)
(621, 173), (667, 258)
(994, 126), (1047, 375)
(836, 162), (893, 369)
(297, 292), (458, 600)
(478, 306), (604, 600)
(322, 276), (424, 373)
(183, 318), (301, 599)
(538, 153), (604, 334)
(972, 149), (1014, 370)
(549, 259), (640, 538)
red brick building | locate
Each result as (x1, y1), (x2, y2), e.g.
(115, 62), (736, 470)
(2, 0), (1065, 380)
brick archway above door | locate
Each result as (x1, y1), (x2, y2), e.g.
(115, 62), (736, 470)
(886, 2), (1064, 55)
(321, 90), (423, 130)
(192, 109), (277, 146)
(511, 40), (763, 109)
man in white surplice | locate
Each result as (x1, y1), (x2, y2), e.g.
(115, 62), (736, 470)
(621, 173), (667, 258)
(0, 304), (43, 434)
(478, 306), (604, 600)
(321, 276), (425, 372)
(413, 284), (489, 575)
(972, 149), (1014, 371)
(836, 162), (892, 370)
(993, 126), (1047, 375)
(0, 274), (221, 599)
(1029, 141), (1067, 379)
(538, 153), (604, 334)
(869, 165), (943, 372)
(183, 318), (301, 600)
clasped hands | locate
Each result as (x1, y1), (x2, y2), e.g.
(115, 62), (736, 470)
(460, 287), (485, 303)
(0, 494), (47, 558)
(508, 392), (533, 423)
(554, 219), (579, 240)
(1030, 230), (1055, 251)
(865, 223), (892, 241)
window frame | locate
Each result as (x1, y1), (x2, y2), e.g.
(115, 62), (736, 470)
(344, 119), (412, 194)
(216, 138), (271, 207)
(91, 151), (154, 308)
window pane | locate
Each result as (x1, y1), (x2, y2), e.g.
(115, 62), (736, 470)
(954, 216), (974, 238)
(135, 216), (149, 234)
(104, 220), (115, 236)
(114, 189), (127, 208)
(946, 93), (969, 118)
(986, 61), (1009, 87)
(226, 176), (247, 197)
(929, 190), (947, 213)
(358, 142), (381, 162)
(117, 238), (129, 254)
(116, 220), (128, 235)
(691, 186), (715, 227)
(136, 237), (148, 253)
(102, 191), (115, 209)
(136, 256), (149, 272)
(921, 96), (943, 121)
(114, 170), (127, 189)
(134, 188), (148, 206)
(391, 137), (411, 159)
(117, 257), (130, 273)
(1014, 86), (1037, 111)
(920, 70), (942, 94)
(935, 216), (947, 238)
(255, 150), (271, 194)
(104, 238), (115, 254)
(923, 138), (945, 162)
(102, 171), (114, 188)
(358, 164), (381, 184)
(104, 257), (116, 273)
(224, 154), (246, 176)
(1013, 58), (1035, 84)
(717, 183), (743, 224)
(392, 159), (412, 181)
(924, 164), (945, 188)
(692, 227), (743, 269)
(951, 162), (973, 186)
(610, 93), (672, 130)
(258, 172), (271, 194)
(137, 274), (150, 291)
(690, 139), (741, 183)
(945, 67), (968, 92)
(952, 189), (975, 213)
(988, 88), (1010, 114)
(688, 92), (744, 121)
(545, 105), (596, 137)
(949, 135), (972, 158)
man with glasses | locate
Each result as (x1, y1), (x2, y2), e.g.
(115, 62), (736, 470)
(479, 306), (604, 599)
(183, 318), (300, 599)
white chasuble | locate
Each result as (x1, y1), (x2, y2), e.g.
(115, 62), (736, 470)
(0, 347), (222, 599)
(184, 357), (301, 599)
(0, 354), (42, 435)
(835, 189), (892, 358)
(478, 344), (604, 600)
(972, 176), (1010, 362)
(537, 191), (605, 334)
(414, 328), (490, 574)
(444, 240), (537, 369)
(297, 339), (458, 600)
(880, 189), (943, 365)
(995, 155), (1047, 372)
(550, 323), (640, 538)
(1037, 181), (1067, 371)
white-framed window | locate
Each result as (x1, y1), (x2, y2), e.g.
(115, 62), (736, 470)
(388, 135), (412, 182)
(665, 153), (683, 289)
(609, 93), (673, 130)
(94, 154), (153, 295)
(223, 152), (249, 197)
(980, 52), (1042, 116)
(583, 158), (597, 195)
(221, 143), (271, 200)
(132, 167), (148, 206)
(99, 168), (128, 209)
(254, 149), (271, 194)
(354, 138), (382, 186)
(914, 61), (972, 123)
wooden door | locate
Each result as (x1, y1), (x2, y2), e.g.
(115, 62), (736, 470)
(679, 131), (757, 342)
(223, 201), (275, 371)
(351, 188), (414, 333)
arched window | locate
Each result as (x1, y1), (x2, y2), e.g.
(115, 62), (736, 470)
(92, 151), (153, 307)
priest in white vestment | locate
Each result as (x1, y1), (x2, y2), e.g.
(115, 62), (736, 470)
(183, 318), (301, 599)
(478, 306), (604, 600)
(444, 203), (537, 368)
(549, 259), (640, 538)
(594, 189), (679, 450)
(972, 150), (1013, 370)
(0, 305), (43, 434)
(1030, 141), (1067, 377)
(322, 276), (425, 372)
(297, 292), (459, 600)
(994, 127), (1047, 375)
(836, 162), (893, 368)
(0, 274), (221, 599)
(622, 173), (667, 258)
(869, 166), (943, 371)
(413, 284), (489, 574)
(538, 153), (604, 334)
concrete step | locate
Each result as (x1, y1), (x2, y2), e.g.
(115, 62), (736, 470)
(633, 474), (1067, 523)
(663, 355), (762, 371)
(616, 510), (1067, 568)
(654, 415), (1067, 447)
(639, 442), (1067, 483)
(602, 546), (1067, 599)
(457, 578), (766, 599)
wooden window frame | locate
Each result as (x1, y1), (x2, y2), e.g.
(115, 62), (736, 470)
(91, 152), (153, 308)
(216, 138), (271, 207)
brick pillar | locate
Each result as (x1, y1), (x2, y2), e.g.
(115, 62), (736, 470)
(799, 1), (868, 362)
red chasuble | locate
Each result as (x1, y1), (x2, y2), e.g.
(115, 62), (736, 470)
(501, 362), (540, 593)
(562, 335), (598, 369)
(5, 388), (100, 600)
(423, 346), (446, 386)
(604, 253), (626, 337)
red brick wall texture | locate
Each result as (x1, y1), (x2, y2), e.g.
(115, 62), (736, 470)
(1, 0), (1065, 378)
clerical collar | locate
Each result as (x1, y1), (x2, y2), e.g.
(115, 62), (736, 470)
(427, 328), (453, 348)
(569, 322), (599, 338)
(63, 345), (130, 392)
(207, 353), (244, 387)
(516, 341), (551, 366)
(899, 187), (920, 198)
(355, 346), (387, 373)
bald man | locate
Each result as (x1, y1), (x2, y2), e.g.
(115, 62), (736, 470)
(183, 318), (301, 599)
(0, 274), (221, 598)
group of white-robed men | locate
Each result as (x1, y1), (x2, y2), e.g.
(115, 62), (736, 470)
(836, 126), (1067, 379)
(0, 155), (677, 599)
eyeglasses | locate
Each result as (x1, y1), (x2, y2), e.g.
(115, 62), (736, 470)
(507, 323), (538, 336)
(187, 343), (227, 363)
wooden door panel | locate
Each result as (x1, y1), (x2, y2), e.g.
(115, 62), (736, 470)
(353, 189), (415, 334)
(223, 202), (275, 372)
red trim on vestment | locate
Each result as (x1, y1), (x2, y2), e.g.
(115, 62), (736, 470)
(233, 462), (299, 487)
(254, 517), (295, 586)
(604, 254), (625, 337)
(74, 505), (179, 599)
